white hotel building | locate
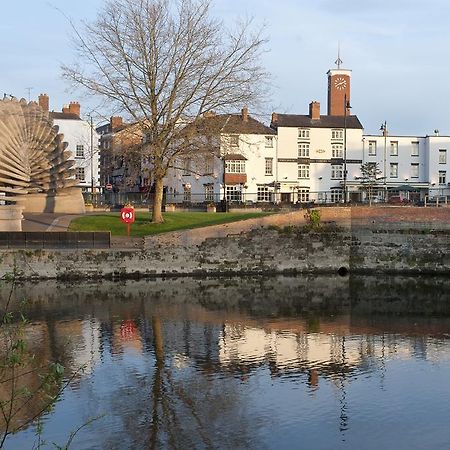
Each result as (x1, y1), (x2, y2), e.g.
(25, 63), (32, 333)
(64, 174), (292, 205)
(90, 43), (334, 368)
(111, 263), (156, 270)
(162, 61), (450, 204)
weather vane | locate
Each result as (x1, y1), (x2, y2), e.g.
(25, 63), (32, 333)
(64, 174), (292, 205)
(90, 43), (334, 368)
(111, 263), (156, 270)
(335, 43), (343, 69)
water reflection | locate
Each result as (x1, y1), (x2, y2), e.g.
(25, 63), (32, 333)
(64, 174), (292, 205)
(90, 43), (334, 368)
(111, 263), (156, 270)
(2, 275), (450, 449)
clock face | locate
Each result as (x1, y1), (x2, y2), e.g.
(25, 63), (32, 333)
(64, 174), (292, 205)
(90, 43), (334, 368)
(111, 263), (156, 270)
(334, 77), (347, 90)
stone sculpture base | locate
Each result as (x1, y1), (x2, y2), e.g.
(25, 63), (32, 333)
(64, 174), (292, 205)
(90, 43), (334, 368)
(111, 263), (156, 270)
(0, 205), (24, 231)
(16, 188), (86, 214)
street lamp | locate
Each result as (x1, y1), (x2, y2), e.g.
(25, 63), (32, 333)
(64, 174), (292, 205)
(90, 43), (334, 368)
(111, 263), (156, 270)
(380, 121), (387, 201)
(343, 95), (351, 203)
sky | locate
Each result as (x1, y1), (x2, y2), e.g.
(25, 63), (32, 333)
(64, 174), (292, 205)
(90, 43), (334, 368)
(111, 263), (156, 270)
(2, 0), (450, 135)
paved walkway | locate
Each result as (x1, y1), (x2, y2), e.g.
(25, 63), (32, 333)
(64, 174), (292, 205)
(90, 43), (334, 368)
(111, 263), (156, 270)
(22, 213), (79, 232)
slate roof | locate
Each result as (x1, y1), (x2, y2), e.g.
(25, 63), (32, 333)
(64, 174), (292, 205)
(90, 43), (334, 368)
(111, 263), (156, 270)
(272, 114), (364, 130)
(50, 111), (81, 121)
(194, 113), (276, 135)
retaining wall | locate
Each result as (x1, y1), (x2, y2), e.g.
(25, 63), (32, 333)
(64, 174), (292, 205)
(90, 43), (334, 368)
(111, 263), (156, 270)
(0, 207), (448, 280)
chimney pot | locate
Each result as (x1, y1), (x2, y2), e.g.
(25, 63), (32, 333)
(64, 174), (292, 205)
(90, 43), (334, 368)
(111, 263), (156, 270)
(68, 101), (81, 117)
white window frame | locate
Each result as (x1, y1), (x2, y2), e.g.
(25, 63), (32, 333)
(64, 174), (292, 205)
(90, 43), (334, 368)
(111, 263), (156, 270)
(411, 141), (419, 157)
(204, 184), (214, 201)
(390, 141), (398, 156)
(332, 144), (343, 158)
(368, 141), (377, 156)
(439, 149), (447, 164)
(76, 167), (85, 181)
(225, 160), (246, 174)
(439, 171), (447, 185)
(298, 143), (310, 157)
(257, 186), (272, 202)
(226, 185), (242, 202)
(298, 128), (310, 139)
(265, 158), (273, 176)
(331, 129), (344, 140)
(76, 144), (84, 158)
(298, 164), (310, 179)
(411, 163), (419, 179)
(330, 188), (343, 203)
(331, 164), (343, 180)
(390, 163), (398, 178)
(229, 135), (239, 147)
(297, 188), (310, 203)
(265, 136), (274, 148)
(183, 184), (192, 202)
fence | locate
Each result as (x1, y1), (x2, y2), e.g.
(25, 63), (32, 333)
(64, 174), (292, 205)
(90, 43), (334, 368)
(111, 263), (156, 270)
(0, 232), (111, 249)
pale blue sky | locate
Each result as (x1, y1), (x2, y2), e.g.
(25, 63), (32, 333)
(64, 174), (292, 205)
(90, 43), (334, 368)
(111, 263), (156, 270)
(2, 0), (450, 135)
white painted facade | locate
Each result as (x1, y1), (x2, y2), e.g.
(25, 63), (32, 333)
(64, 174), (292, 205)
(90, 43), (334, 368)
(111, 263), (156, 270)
(164, 117), (278, 204)
(53, 117), (101, 192)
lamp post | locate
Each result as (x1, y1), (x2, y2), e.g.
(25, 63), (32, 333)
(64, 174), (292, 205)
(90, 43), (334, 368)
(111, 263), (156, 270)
(343, 95), (351, 203)
(380, 121), (387, 201)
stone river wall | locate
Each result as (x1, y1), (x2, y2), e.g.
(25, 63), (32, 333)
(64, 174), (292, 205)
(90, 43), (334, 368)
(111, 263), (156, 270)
(0, 207), (449, 280)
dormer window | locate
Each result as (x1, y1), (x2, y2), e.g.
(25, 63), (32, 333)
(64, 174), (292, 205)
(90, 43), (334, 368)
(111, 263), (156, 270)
(265, 136), (274, 148)
(229, 135), (239, 147)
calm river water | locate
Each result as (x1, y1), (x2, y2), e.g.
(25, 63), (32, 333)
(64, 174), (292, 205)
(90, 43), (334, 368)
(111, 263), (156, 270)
(2, 274), (450, 450)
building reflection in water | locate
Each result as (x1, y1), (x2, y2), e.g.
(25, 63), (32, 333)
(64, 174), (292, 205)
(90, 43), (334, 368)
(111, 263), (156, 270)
(2, 274), (450, 449)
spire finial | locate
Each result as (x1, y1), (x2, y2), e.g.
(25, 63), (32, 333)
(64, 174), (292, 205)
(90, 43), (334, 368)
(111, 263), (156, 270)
(335, 42), (343, 69)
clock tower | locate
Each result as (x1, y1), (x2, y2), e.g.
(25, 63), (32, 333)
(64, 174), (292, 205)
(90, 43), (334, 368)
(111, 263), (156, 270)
(327, 55), (351, 116)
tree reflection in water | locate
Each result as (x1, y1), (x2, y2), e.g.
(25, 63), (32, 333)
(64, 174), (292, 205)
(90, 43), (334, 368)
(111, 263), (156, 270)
(1, 274), (450, 449)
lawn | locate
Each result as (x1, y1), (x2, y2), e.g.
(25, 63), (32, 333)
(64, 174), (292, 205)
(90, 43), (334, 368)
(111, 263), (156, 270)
(69, 211), (272, 236)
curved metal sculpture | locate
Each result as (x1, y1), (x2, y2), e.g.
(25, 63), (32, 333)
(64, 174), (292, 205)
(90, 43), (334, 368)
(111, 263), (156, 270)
(0, 97), (77, 201)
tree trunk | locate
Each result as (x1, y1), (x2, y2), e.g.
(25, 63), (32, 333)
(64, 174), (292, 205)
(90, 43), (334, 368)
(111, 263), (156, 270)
(152, 177), (164, 223)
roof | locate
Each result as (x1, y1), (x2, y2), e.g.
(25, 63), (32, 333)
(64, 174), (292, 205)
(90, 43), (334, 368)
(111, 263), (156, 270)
(194, 113), (276, 136)
(272, 114), (364, 130)
(50, 111), (81, 121)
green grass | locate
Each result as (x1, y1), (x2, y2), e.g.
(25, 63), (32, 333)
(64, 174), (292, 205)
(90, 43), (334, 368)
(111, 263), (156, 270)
(69, 211), (272, 236)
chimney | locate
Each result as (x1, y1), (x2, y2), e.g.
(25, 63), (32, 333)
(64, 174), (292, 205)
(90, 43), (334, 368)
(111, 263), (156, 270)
(271, 112), (278, 125)
(241, 107), (248, 122)
(203, 111), (216, 118)
(68, 101), (80, 117)
(110, 116), (123, 131)
(309, 101), (320, 120)
(38, 93), (49, 111)
(62, 105), (70, 114)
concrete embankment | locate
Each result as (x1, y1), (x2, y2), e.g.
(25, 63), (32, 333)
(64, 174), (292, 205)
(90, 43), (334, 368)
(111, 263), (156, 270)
(0, 207), (449, 280)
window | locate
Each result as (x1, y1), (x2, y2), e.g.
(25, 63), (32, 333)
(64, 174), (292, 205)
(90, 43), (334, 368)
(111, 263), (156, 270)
(332, 144), (343, 158)
(298, 128), (310, 139)
(225, 160), (245, 173)
(183, 158), (191, 175)
(183, 184), (191, 202)
(229, 135), (239, 147)
(297, 188), (310, 203)
(226, 185), (242, 202)
(76, 145), (84, 158)
(257, 186), (272, 202)
(411, 141), (419, 156)
(331, 164), (343, 180)
(439, 171), (447, 185)
(390, 163), (398, 178)
(439, 149), (447, 164)
(330, 188), (343, 203)
(298, 143), (310, 157)
(411, 163), (419, 179)
(298, 164), (310, 179)
(265, 136), (274, 148)
(368, 141), (377, 156)
(331, 129), (343, 140)
(76, 167), (85, 181)
(204, 184), (214, 201)
(265, 158), (273, 176)
(390, 141), (398, 156)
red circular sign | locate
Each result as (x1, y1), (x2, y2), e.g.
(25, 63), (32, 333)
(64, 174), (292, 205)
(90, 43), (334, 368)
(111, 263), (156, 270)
(120, 207), (135, 224)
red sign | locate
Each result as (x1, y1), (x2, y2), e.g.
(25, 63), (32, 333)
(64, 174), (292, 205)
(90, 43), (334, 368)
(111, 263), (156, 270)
(121, 207), (135, 224)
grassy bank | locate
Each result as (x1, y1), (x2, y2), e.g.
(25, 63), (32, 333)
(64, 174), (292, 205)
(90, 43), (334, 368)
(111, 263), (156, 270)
(69, 211), (272, 236)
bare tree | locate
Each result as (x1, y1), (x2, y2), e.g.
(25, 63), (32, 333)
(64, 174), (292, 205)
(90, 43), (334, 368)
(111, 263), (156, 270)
(62, 0), (269, 222)
(357, 162), (383, 206)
